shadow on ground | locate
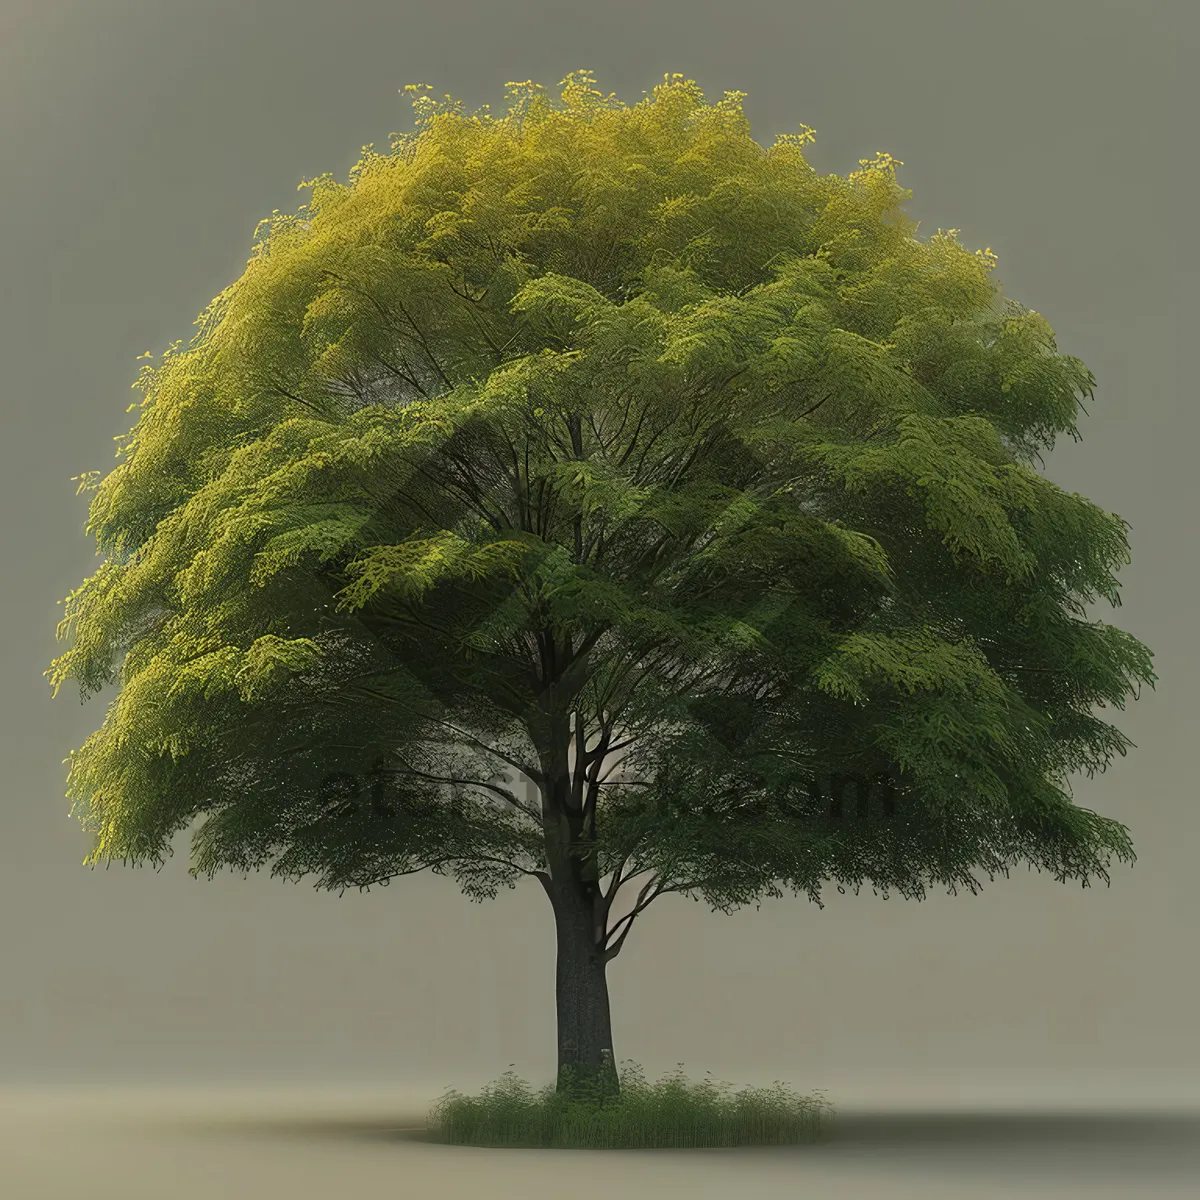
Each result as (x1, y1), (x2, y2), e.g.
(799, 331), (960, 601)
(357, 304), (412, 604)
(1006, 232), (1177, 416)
(176, 1107), (1200, 1155)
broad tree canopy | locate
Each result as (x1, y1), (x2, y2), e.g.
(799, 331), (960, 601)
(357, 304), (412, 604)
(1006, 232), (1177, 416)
(48, 72), (1153, 944)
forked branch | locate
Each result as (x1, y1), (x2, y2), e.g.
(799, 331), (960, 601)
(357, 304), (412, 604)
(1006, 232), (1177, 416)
(601, 872), (668, 962)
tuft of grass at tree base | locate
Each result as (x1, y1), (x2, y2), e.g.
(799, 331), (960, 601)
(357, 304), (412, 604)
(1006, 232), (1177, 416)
(426, 1059), (836, 1149)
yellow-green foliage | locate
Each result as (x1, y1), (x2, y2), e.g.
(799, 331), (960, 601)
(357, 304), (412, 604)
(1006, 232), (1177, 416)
(48, 71), (1152, 915)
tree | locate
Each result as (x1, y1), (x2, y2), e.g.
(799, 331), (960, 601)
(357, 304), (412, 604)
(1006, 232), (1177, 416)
(47, 72), (1154, 1103)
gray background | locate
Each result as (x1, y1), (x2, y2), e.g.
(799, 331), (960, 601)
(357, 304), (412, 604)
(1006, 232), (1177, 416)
(1, 0), (1193, 1107)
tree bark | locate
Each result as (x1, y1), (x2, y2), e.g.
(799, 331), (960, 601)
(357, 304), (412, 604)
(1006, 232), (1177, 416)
(551, 883), (619, 1103)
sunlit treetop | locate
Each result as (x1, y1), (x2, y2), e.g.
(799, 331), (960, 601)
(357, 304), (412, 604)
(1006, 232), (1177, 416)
(48, 72), (1151, 928)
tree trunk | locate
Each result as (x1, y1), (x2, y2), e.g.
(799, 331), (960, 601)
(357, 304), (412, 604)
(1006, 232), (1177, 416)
(552, 885), (619, 1103)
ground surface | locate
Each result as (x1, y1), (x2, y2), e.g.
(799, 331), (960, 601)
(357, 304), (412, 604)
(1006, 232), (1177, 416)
(1, 1082), (1198, 1198)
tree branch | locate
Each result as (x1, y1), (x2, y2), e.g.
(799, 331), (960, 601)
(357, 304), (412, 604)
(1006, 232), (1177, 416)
(346, 855), (550, 892)
(393, 298), (454, 390)
(587, 636), (671, 716)
(404, 764), (543, 823)
(418, 717), (546, 788)
(580, 722), (614, 828)
(601, 872), (665, 962)
(411, 455), (512, 536)
(317, 271), (454, 394)
(369, 349), (430, 399)
(571, 705), (589, 812)
(598, 736), (638, 759)
(600, 850), (640, 904)
(450, 853), (549, 880)
(268, 379), (335, 419)
(795, 391), (832, 421)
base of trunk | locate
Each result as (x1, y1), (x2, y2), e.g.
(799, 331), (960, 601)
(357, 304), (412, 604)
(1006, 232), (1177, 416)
(557, 1049), (619, 1105)
(554, 892), (620, 1104)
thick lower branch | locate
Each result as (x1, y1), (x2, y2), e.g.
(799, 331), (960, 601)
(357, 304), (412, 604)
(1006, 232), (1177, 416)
(601, 873), (664, 962)
(600, 873), (719, 963)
